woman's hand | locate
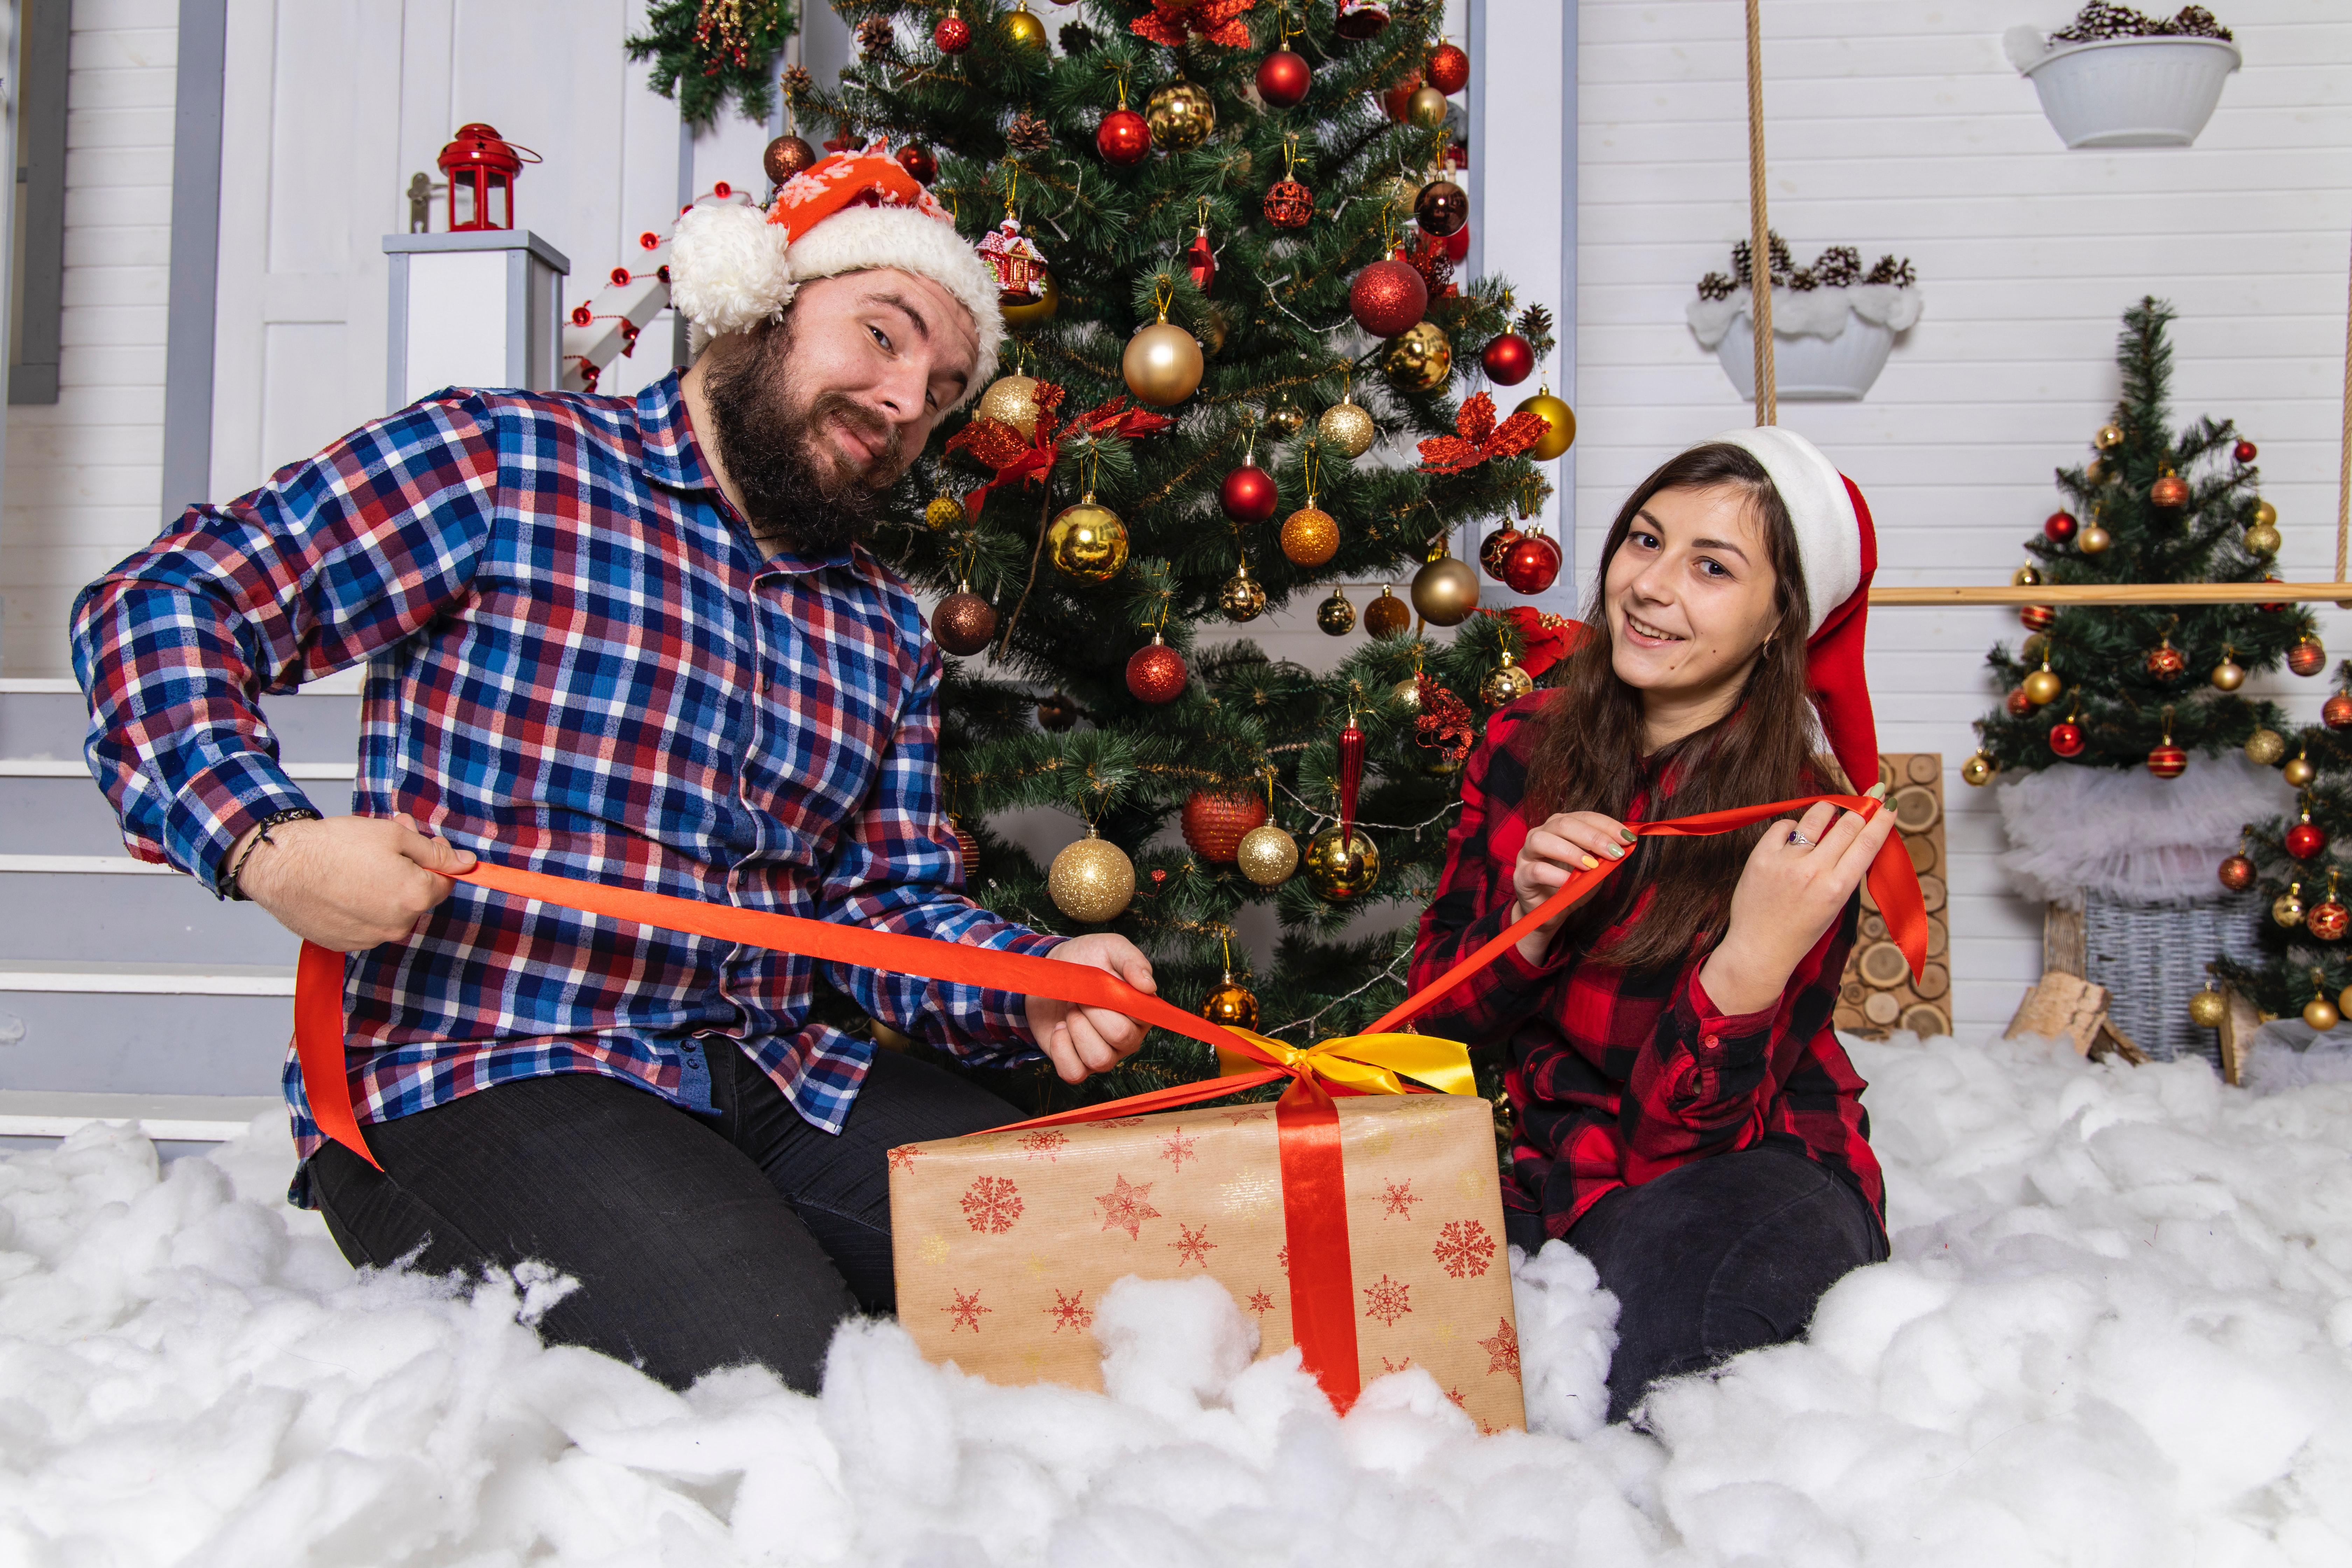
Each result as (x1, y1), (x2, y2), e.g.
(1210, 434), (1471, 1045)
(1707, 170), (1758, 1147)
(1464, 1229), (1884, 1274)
(1511, 810), (1635, 961)
(1699, 786), (1895, 1016)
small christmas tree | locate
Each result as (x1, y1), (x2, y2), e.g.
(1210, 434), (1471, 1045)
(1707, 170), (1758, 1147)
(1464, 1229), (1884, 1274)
(1967, 297), (2314, 787)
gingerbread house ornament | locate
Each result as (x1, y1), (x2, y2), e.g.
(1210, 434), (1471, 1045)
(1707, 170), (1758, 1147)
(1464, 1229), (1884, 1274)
(978, 216), (1048, 306)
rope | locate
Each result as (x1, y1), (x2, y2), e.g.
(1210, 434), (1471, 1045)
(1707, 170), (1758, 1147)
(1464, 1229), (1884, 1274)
(1743, 0), (1775, 425)
(2338, 220), (2352, 583)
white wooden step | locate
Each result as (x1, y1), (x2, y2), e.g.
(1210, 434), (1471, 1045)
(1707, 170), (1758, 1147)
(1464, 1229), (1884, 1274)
(0, 854), (175, 874)
(0, 1090), (280, 1143)
(0, 960), (295, 995)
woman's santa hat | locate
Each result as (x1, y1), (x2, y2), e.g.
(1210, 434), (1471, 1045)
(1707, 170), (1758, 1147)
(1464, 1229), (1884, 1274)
(667, 145), (1004, 403)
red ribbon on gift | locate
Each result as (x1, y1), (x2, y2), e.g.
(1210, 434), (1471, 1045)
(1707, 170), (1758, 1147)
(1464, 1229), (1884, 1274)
(292, 791), (1921, 1410)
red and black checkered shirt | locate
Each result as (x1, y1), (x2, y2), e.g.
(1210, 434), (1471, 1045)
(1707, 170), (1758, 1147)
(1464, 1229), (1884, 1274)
(1407, 693), (1884, 1241)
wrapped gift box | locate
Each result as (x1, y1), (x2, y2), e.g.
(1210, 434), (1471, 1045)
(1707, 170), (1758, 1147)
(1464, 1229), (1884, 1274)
(889, 1089), (1525, 1434)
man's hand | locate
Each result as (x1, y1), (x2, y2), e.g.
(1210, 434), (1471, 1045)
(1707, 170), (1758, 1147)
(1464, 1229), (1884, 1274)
(1023, 933), (1158, 1084)
(232, 812), (477, 952)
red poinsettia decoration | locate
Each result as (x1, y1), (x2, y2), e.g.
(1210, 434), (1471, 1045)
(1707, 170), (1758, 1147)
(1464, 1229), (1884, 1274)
(1490, 606), (1588, 679)
(947, 383), (1171, 520)
(1131, 0), (1255, 48)
(1416, 393), (1550, 476)
(1414, 672), (1477, 761)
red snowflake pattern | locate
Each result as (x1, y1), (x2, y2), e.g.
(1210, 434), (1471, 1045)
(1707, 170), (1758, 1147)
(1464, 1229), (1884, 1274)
(1246, 1289), (1276, 1316)
(1478, 1317), (1521, 1379)
(1169, 1223), (1216, 1267)
(959, 1175), (1024, 1235)
(1379, 1180), (1423, 1220)
(1093, 1174), (1161, 1239)
(1045, 1288), (1094, 1332)
(1160, 1130), (1198, 1172)
(1381, 1356), (1414, 1375)
(1432, 1218), (1496, 1279)
(1447, 1386), (1468, 1410)
(1020, 1129), (1070, 1161)
(1223, 1109), (1272, 1125)
(1362, 1274), (1412, 1328)
(1102, 1117), (1149, 1128)
(1276, 1244), (1289, 1276)
(886, 1146), (919, 1171)
(942, 1288), (991, 1333)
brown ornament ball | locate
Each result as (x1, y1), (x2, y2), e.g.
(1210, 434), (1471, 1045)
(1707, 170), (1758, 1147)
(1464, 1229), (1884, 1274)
(1302, 827), (1381, 901)
(1182, 790), (1269, 863)
(1514, 391), (1576, 460)
(1236, 823), (1300, 886)
(1413, 178), (1468, 238)
(1046, 497), (1130, 581)
(1048, 832), (1135, 924)
(1318, 397), (1377, 457)
(2188, 987), (2228, 1028)
(932, 589), (998, 656)
(1316, 587), (1356, 636)
(1220, 565), (1268, 622)
(2291, 637), (2329, 677)
(2219, 853), (2256, 891)
(2245, 520), (2283, 558)
(1122, 320), (1205, 406)
(764, 134), (819, 185)
(1411, 553), (1480, 627)
(1385, 322), (1452, 392)
(1036, 690), (1080, 732)
(1961, 751), (1997, 787)
(924, 495), (964, 531)
(1279, 505), (1340, 568)
(2150, 472), (2190, 509)
(1144, 82), (1216, 150)
(1125, 637), (1188, 705)
(2245, 728), (2287, 766)
(1263, 396), (1306, 438)
(2306, 996), (2342, 1032)
(2211, 658), (2246, 692)
(1202, 978), (1259, 1030)
(976, 373), (1043, 436)
(1363, 586), (1413, 639)
(2327, 693), (2352, 731)
(2013, 564), (2044, 587)
(2275, 889), (2307, 928)
(1264, 177), (1315, 229)
(2287, 755), (2319, 788)
(2311, 901), (2352, 943)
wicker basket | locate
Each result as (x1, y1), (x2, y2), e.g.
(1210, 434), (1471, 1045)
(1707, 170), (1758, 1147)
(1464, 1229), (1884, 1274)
(2080, 891), (2264, 1066)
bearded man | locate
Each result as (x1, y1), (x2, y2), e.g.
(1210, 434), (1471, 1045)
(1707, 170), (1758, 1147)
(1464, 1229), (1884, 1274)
(69, 152), (1155, 1391)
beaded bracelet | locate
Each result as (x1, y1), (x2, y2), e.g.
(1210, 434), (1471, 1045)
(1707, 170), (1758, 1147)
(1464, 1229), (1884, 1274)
(222, 807), (324, 901)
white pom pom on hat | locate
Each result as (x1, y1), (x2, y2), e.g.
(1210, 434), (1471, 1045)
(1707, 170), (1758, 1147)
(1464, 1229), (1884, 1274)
(670, 201), (796, 340)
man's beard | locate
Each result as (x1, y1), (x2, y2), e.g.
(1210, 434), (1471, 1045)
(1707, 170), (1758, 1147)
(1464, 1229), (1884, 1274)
(701, 316), (900, 556)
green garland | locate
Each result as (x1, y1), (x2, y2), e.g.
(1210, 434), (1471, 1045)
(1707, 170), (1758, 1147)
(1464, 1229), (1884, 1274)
(626, 0), (801, 128)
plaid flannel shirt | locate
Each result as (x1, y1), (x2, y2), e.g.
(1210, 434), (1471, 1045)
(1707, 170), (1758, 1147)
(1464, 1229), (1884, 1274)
(1407, 694), (1883, 1240)
(71, 373), (1063, 1202)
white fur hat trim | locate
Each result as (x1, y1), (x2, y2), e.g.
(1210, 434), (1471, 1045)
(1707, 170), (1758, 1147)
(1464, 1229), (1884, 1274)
(1705, 426), (1861, 636)
(783, 204), (1006, 401)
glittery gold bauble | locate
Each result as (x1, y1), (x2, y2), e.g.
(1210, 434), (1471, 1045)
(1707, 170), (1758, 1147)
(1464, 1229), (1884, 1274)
(924, 495), (964, 531)
(2244, 521), (2282, 558)
(1961, 751), (1996, 787)
(1318, 398), (1376, 457)
(1514, 391), (1575, 460)
(1302, 827), (1380, 901)
(2254, 499), (2278, 528)
(2095, 422), (2126, 450)
(2286, 755), (2318, 788)
(2306, 996), (2341, 1032)
(2013, 564), (2043, 587)
(1411, 552), (1479, 626)
(1264, 396), (1306, 438)
(1236, 823), (1300, 887)
(2188, 987), (2228, 1028)
(976, 374), (1042, 436)
(1405, 84), (1449, 128)
(2022, 668), (2062, 705)
(1144, 82), (1216, 150)
(1363, 585), (1412, 639)
(1001, 4), (1049, 50)
(2274, 889), (2307, 928)
(1048, 831), (1135, 923)
(1220, 564), (1267, 621)
(2078, 524), (2112, 555)
(1203, 977), (1259, 1029)
(1390, 676), (1421, 712)
(1384, 322), (1451, 392)
(1316, 587), (1356, 635)
(1122, 320), (1205, 406)
(1480, 653), (1535, 707)
(2211, 658), (2246, 691)
(1002, 272), (1059, 328)
(1046, 494), (1129, 581)
(1280, 505), (1339, 567)
(2245, 728), (2287, 766)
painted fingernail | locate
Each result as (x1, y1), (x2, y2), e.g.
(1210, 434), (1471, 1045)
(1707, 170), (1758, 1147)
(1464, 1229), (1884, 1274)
(1618, 829), (1637, 844)
(1581, 855), (1600, 869)
(1865, 782), (1889, 801)
(1605, 844), (1625, 858)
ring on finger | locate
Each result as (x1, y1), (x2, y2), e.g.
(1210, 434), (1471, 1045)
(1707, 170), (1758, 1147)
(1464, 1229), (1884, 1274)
(1786, 829), (1814, 847)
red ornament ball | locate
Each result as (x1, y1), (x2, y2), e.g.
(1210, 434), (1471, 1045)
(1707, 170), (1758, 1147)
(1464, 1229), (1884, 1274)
(2147, 744), (2189, 779)
(1480, 331), (1534, 386)
(2049, 721), (2085, 757)
(1379, 68), (1421, 121)
(2218, 853), (2256, 891)
(1256, 48), (1311, 108)
(2235, 439), (2259, 463)
(1096, 107), (1151, 166)
(932, 591), (998, 657)
(1444, 224), (1471, 263)
(933, 10), (973, 52)
(1502, 533), (1563, 595)
(2289, 820), (2330, 860)
(1220, 463), (1279, 524)
(1181, 791), (1270, 863)
(2021, 604), (2056, 632)
(1349, 258), (1426, 337)
(2291, 638), (2329, 677)
(1183, 228), (1216, 293)
(2262, 577), (2289, 613)
(2044, 510), (2079, 543)
(1264, 178), (1315, 229)
(1479, 525), (1524, 581)
(1424, 41), (1471, 95)
(2328, 693), (2352, 730)
(895, 144), (938, 186)
(2312, 900), (2352, 942)
(2005, 688), (2035, 719)
(2151, 473), (2191, 509)
(1125, 640), (1189, 705)
(2146, 644), (2186, 681)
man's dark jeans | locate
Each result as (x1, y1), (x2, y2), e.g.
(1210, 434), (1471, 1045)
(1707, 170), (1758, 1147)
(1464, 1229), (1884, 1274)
(309, 1041), (1017, 1392)
(1511, 1144), (1889, 1423)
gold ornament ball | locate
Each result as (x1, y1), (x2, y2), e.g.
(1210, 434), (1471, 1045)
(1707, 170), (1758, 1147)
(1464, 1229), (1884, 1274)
(1411, 554), (1480, 627)
(2245, 521), (2282, 558)
(1405, 84), (1449, 128)
(2078, 524), (2112, 555)
(1001, 5), (1049, 50)
(2275, 890), (2308, 928)
(977, 373), (1043, 436)
(1514, 392), (1576, 460)
(1316, 587), (1356, 636)
(2211, 659), (2246, 692)
(2308, 996), (2342, 1032)
(1302, 827), (1381, 901)
(1220, 565), (1267, 622)
(1046, 497), (1130, 582)
(1961, 751), (1997, 787)
(1480, 658), (1535, 707)
(2095, 422), (2126, 450)
(2287, 756), (2319, 788)
(2245, 727), (2287, 766)
(2013, 564), (2043, 588)
(1048, 832), (1135, 924)
(1002, 272), (1059, 329)
(2022, 668), (2063, 705)
(1319, 399), (1377, 458)
(1280, 506), (1340, 568)
(2188, 987), (2228, 1029)
(1363, 586), (1413, 639)
(1203, 978), (1259, 1030)
(2254, 499), (2278, 528)
(1123, 321), (1205, 407)
(1144, 82), (1216, 150)
(1263, 397), (1306, 438)
(924, 495), (964, 531)
(1236, 823), (1300, 887)
(1384, 322), (1452, 393)
(1389, 676), (1421, 712)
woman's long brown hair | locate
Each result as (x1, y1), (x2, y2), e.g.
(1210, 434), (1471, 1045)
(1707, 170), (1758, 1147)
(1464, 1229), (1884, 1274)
(1522, 442), (1832, 973)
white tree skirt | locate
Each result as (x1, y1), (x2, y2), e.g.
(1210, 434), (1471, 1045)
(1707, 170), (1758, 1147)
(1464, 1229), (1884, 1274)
(4, 1030), (2350, 1566)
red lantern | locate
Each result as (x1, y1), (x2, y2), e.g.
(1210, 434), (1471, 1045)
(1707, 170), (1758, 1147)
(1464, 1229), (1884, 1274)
(2048, 722), (2084, 757)
(438, 123), (534, 232)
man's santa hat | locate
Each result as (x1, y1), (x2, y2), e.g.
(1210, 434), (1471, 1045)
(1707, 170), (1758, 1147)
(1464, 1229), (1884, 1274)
(666, 145), (1004, 404)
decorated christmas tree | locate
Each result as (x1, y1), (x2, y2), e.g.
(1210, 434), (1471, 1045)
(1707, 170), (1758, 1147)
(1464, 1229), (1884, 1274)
(778, 1), (1575, 1109)
(1966, 298), (2314, 789)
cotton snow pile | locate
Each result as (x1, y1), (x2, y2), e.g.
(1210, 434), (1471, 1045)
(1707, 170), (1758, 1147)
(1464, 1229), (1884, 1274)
(5, 1030), (2352, 1566)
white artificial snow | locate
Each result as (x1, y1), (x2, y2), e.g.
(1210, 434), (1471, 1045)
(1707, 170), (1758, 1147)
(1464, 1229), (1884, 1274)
(1997, 753), (2295, 906)
(5, 1028), (2352, 1565)
(1685, 284), (1923, 350)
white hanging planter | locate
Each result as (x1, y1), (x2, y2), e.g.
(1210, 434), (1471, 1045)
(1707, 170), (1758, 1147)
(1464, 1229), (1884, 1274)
(1686, 284), (1922, 403)
(2005, 29), (2241, 148)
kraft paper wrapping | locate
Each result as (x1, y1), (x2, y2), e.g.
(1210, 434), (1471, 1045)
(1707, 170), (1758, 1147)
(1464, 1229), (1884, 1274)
(889, 1091), (1526, 1434)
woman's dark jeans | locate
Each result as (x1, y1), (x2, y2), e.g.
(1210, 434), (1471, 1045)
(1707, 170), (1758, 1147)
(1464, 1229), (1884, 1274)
(1511, 1144), (1889, 1423)
(308, 1042), (1017, 1393)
